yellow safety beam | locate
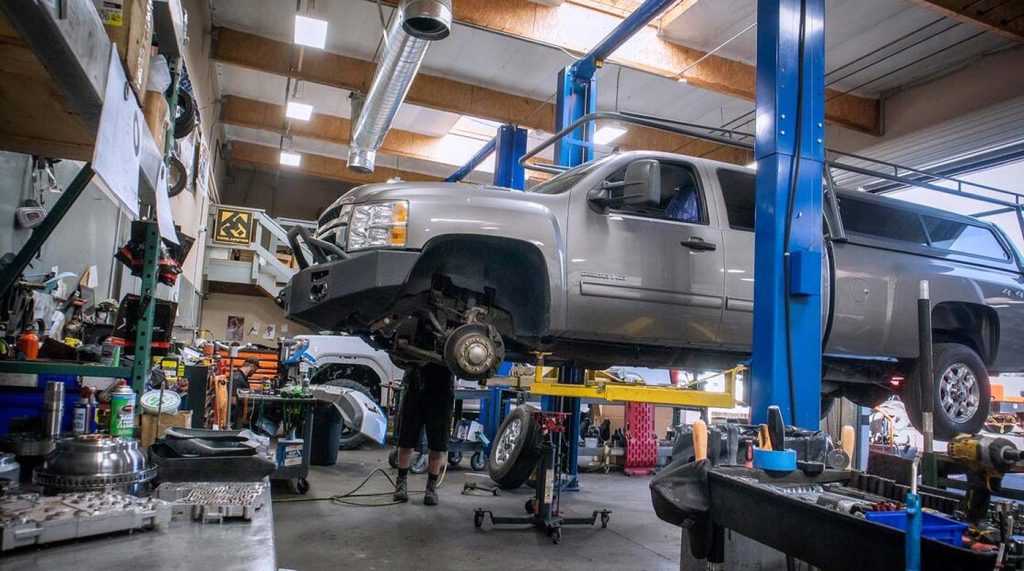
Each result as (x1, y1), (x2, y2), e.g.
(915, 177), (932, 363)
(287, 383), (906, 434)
(529, 366), (742, 408)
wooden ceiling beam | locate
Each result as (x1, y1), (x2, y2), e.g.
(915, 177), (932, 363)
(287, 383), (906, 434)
(213, 27), (751, 164)
(213, 27), (553, 131)
(376, 0), (880, 133)
(221, 95), (449, 163)
(906, 0), (1024, 44)
(228, 141), (443, 185)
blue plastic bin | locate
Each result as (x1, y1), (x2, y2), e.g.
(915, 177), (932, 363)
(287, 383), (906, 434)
(865, 510), (967, 546)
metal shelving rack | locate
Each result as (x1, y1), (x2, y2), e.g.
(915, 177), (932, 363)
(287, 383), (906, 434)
(0, 1), (187, 394)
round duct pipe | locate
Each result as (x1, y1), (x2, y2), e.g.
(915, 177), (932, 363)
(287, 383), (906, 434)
(348, 148), (376, 174)
(401, 0), (453, 41)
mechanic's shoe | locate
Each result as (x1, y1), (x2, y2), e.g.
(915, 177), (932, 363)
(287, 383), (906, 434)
(423, 482), (439, 506)
(393, 477), (409, 503)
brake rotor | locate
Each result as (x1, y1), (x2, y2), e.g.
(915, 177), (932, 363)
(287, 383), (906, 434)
(444, 323), (504, 381)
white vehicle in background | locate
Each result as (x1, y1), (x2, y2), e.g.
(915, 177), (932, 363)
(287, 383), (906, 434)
(288, 334), (404, 449)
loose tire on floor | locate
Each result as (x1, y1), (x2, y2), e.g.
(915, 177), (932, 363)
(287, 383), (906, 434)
(487, 406), (542, 489)
(902, 343), (990, 440)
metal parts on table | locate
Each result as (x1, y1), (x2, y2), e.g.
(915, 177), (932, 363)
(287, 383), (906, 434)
(0, 491), (171, 551)
(155, 482), (268, 523)
(32, 435), (155, 495)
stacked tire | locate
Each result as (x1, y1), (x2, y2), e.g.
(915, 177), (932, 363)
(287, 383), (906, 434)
(487, 406), (542, 489)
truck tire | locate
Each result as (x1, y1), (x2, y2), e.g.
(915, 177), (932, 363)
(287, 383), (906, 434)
(323, 378), (375, 450)
(903, 343), (990, 440)
(488, 406), (541, 489)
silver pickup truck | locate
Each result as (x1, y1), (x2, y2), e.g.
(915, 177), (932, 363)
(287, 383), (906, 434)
(282, 150), (1024, 438)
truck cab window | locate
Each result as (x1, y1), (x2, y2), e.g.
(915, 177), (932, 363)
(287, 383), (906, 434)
(607, 161), (706, 224)
(717, 168), (756, 231)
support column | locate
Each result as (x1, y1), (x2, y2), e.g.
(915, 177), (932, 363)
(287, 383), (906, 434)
(750, 0), (826, 428)
(554, 65), (597, 168)
(492, 124), (528, 190)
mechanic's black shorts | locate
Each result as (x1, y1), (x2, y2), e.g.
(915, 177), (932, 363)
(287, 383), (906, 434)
(397, 364), (455, 452)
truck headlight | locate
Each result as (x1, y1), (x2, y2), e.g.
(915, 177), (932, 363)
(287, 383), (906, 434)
(348, 200), (409, 251)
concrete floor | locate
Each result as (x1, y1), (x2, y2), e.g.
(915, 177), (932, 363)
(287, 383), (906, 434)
(272, 449), (681, 571)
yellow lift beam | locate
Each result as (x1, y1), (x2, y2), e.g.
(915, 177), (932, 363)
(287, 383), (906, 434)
(529, 365), (743, 408)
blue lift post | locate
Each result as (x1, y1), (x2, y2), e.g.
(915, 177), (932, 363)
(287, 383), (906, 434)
(554, 0), (677, 168)
(549, 0), (679, 491)
(444, 124), (528, 190)
(749, 0), (826, 428)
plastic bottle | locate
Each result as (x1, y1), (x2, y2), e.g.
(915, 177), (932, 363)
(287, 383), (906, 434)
(16, 326), (39, 360)
(73, 386), (96, 434)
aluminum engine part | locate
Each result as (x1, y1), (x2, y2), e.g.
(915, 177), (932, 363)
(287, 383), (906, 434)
(32, 434), (155, 495)
(154, 481), (267, 523)
(0, 454), (19, 490)
(0, 491), (170, 551)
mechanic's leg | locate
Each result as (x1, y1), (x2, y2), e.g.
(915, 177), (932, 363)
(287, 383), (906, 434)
(394, 368), (425, 503)
(397, 447), (414, 469)
(422, 364), (455, 506)
(427, 450), (444, 475)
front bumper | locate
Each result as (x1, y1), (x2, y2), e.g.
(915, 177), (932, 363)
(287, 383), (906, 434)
(283, 250), (421, 332)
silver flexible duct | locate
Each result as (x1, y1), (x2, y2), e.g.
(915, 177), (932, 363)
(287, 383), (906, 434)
(347, 0), (452, 173)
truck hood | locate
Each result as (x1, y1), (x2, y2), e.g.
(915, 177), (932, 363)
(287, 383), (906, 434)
(323, 181), (554, 212)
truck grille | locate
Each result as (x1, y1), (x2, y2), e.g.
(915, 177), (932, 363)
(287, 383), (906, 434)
(315, 204), (352, 251)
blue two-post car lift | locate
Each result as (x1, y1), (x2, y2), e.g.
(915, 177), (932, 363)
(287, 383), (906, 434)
(448, 0), (826, 489)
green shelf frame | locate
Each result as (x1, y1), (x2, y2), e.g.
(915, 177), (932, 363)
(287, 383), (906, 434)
(0, 361), (130, 378)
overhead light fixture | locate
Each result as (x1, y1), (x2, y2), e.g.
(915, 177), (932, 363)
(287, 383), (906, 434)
(286, 101), (314, 121)
(593, 126), (627, 145)
(746, 161), (757, 170)
(294, 15), (328, 49)
(280, 151), (302, 167)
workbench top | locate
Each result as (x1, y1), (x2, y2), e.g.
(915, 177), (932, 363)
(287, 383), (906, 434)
(0, 486), (276, 571)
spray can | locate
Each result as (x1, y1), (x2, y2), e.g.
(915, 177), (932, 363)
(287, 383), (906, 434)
(73, 386), (96, 434)
(109, 381), (136, 437)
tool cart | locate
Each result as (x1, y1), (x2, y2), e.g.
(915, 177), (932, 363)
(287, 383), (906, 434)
(238, 392), (315, 494)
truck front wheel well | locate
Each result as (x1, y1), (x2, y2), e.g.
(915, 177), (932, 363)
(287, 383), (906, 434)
(404, 235), (551, 337)
(309, 363), (383, 392)
(931, 301), (999, 365)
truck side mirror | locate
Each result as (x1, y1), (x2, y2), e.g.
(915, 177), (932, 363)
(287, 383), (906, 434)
(588, 159), (662, 209)
(622, 159), (662, 206)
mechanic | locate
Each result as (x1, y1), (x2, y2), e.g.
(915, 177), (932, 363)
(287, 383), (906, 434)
(393, 363), (455, 506)
(231, 357), (260, 396)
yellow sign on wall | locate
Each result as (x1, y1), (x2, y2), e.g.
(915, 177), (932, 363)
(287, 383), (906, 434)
(214, 209), (254, 245)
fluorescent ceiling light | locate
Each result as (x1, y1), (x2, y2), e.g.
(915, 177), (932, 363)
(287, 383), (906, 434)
(280, 151), (302, 167)
(294, 15), (328, 49)
(593, 126), (627, 145)
(286, 101), (314, 121)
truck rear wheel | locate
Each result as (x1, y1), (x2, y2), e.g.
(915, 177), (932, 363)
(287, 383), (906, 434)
(903, 343), (990, 440)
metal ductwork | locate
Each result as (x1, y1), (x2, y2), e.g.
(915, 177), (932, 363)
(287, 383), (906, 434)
(347, 0), (452, 173)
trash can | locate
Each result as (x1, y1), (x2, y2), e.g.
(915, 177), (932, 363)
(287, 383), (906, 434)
(310, 403), (342, 466)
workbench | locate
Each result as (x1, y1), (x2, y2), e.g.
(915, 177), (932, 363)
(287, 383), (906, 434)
(0, 485), (277, 571)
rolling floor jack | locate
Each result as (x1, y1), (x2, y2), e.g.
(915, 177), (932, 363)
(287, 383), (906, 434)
(474, 411), (611, 544)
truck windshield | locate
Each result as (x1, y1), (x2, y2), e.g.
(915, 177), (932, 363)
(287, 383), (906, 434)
(528, 156), (614, 195)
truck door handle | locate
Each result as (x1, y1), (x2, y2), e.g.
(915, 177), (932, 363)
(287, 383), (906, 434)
(680, 238), (717, 252)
